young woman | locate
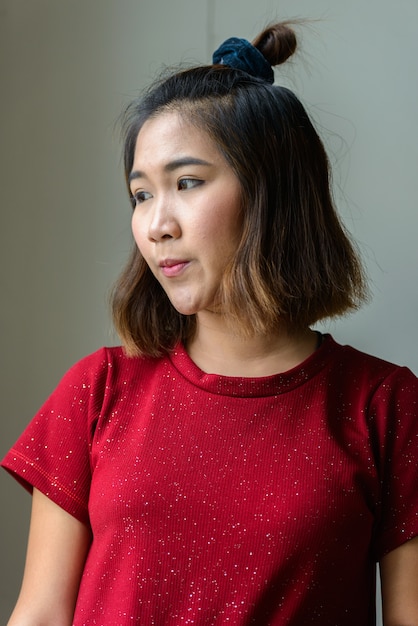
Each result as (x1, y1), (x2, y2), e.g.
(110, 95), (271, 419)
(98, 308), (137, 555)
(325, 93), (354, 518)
(2, 22), (418, 626)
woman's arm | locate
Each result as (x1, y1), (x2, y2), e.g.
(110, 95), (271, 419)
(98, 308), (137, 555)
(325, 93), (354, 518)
(7, 488), (91, 626)
(380, 535), (418, 626)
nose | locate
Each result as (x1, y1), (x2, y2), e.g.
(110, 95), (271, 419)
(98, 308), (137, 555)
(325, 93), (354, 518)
(147, 195), (181, 242)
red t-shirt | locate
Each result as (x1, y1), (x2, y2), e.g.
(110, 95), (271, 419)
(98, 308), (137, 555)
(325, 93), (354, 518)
(2, 335), (418, 625)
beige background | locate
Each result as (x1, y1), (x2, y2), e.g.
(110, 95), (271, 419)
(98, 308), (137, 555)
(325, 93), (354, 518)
(1, 0), (417, 622)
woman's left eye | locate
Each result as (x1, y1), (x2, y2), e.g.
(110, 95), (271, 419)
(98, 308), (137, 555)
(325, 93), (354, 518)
(177, 178), (203, 191)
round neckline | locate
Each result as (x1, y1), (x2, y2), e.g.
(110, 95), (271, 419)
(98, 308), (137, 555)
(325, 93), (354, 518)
(168, 333), (335, 398)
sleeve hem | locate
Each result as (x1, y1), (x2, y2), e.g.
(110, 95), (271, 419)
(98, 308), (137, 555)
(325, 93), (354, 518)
(375, 516), (418, 560)
(1, 450), (90, 526)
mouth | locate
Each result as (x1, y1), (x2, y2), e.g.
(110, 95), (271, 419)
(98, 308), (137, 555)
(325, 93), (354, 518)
(159, 259), (190, 278)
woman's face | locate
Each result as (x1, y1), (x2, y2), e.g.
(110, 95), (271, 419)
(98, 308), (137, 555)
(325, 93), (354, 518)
(129, 111), (243, 317)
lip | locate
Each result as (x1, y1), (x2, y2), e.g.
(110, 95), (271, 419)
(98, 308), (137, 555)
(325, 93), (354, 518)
(159, 259), (190, 278)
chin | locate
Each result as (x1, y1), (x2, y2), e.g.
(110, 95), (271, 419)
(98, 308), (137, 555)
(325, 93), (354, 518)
(168, 292), (218, 317)
(169, 299), (200, 316)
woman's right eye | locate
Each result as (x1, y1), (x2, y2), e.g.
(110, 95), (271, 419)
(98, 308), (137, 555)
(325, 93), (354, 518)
(130, 190), (152, 208)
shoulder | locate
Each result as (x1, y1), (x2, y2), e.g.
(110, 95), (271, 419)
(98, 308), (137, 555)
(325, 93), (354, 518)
(65, 345), (172, 397)
(62, 345), (162, 382)
(319, 335), (418, 422)
(325, 334), (417, 389)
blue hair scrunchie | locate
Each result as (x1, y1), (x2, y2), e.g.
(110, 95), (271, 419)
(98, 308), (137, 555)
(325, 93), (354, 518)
(212, 37), (274, 84)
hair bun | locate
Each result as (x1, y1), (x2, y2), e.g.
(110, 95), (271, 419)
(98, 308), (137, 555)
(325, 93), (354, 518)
(212, 22), (298, 84)
(212, 37), (274, 83)
(252, 21), (297, 67)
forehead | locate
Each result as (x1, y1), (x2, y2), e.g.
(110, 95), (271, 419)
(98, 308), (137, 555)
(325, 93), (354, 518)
(133, 110), (225, 166)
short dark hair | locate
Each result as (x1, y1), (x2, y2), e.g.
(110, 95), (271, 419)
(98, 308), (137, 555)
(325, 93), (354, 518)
(112, 25), (368, 357)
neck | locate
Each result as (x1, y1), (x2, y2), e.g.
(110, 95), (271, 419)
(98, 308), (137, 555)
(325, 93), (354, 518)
(187, 311), (319, 377)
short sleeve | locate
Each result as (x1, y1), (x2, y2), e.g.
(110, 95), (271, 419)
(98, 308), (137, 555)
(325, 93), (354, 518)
(1, 348), (111, 525)
(370, 366), (418, 559)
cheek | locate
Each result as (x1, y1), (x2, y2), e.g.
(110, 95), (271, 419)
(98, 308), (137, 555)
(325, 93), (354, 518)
(215, 204), (243, 250)
(204, 190), (242, 237)
(131, 213), (146, 250)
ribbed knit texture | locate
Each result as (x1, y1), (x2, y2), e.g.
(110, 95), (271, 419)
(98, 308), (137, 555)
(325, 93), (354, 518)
(2, 335), (418, 625)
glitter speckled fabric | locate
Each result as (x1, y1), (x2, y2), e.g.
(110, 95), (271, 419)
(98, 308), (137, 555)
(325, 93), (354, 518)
(2, 335), (418, 625)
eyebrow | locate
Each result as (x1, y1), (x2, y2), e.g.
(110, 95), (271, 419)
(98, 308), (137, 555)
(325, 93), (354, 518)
(128, 157), (212, 185)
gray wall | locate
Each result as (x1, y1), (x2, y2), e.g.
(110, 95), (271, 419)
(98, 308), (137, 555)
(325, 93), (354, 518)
(1, 0), (417, 623)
